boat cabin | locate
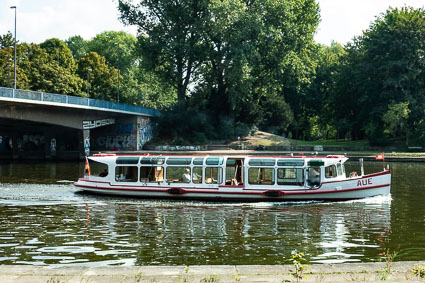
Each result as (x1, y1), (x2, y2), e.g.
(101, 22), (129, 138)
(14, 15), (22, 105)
(87, 154), (348, 189)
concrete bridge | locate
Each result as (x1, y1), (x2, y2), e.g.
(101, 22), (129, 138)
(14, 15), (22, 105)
(0, 87), (159, 160)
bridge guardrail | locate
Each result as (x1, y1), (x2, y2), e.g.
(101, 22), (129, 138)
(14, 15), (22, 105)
(0, 87), (159, 116)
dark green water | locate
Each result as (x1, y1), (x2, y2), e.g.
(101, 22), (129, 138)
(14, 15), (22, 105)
(0, 161), (424, 266)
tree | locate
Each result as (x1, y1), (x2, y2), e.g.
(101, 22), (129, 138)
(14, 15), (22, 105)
(118, 0), (320, 140)
(65, 35), (88, 60)
(0, 32), (31, 89)
(77, 52), (120, 100)
(19, 43), (83, 94)
(382, 102), (410, 141)
(0, 32), (14, 49)
(0, 45), (15, 88)
(196, 0), (319, 137)
(121, 67), (176, 109)
(0, 43), (30, 89)
(40, 38), (77, 72)
(306, 42), (346, 140)
(332, 7), (425, 144)
(87, 31), (137, 73)
(118, 0), (209, 105)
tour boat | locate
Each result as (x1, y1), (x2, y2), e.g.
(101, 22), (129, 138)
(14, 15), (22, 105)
(74, 153), (391, 201)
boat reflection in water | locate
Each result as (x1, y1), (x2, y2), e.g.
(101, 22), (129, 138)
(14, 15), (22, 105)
(78, 195), (391, 266)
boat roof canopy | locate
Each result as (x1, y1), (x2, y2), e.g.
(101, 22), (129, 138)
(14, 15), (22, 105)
(89, 153), (348, 166)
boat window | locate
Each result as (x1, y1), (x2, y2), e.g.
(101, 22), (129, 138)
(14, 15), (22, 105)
(277, 168), (304, 185)
(337, 163), (344, 176)
(89, 160), (109, 178)
(205, 167), (222, 184)
(166, 166), (191, 183)
(248, 168), (275, 185)
(206, 157), (224, 165)
(116, 156), (140, 164)
(277, 159), (304, 166)
(192, 167), (203, 184)
(115, 166), (138, 182)
(325, 165), (337, 178)
(140, 166), (164, 183)
(307, 167), (321, 186)
(248, 159), (275, 166)
(140, 156), (165, 165)
(166, 157), (192, 165)
(193, 158), (204, 165)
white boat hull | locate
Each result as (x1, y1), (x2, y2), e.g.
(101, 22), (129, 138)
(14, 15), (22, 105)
(74, 170), (391, 202)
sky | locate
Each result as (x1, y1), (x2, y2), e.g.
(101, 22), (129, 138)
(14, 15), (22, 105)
(0, 0), (424, 46)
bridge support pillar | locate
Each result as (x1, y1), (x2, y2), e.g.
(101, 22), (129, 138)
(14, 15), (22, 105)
(78, 129), (91, 159)
(43, 129), (56, 160)
(83, 130), (90, 157)
(11, 135), (19, 159)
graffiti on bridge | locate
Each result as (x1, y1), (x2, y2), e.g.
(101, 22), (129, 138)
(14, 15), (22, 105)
(96, 135), (136, 150)
(139, 123), (152, 148)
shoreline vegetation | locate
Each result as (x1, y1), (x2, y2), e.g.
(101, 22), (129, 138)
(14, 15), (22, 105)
(142, 131), (425, 160)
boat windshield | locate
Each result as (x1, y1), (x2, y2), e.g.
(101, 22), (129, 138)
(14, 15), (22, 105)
(89, 159), (109, 178)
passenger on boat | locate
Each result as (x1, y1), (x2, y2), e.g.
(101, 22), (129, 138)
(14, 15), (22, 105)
(182, 168), (191, 183)
(99, 169), (108, 177)
(309, 167), (320, 185)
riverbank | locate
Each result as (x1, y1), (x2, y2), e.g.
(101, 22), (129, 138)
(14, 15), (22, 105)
(1, 262), (424, 282)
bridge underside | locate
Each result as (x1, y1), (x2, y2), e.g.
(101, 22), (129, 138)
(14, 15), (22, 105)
(0, 118), (81, 160)
(0, 100), (153, 160)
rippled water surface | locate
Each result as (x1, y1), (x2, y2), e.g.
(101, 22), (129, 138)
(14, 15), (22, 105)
(0, 161), (424, 266)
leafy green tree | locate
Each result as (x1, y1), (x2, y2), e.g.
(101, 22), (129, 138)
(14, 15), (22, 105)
(118, 0), (209, 105)
(65, 35), (88, 60)
(86, 31), (154, 105)
(197, 0), (319, 137)
(253, 0), (319, 139)
(382, 102), (410, 140)
(87, 31), (137, 73)
(77, 52), (120, 100)
(118, 0), (320, 140)
(19, 43), (83, 94)
(0, 32), (14, 49)
(121, 68), (176, 109)
(333, 7), (425, 144)
(0, 44), (30, 89)
(40, 38), (77, 72)
(194, 0), (258, 135)
(0, 46), (14, 88)
(306, 42), (346, 140)
(0, 32), (30, 89)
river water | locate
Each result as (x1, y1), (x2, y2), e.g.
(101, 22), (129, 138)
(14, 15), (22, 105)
(0, 160), (424, 266)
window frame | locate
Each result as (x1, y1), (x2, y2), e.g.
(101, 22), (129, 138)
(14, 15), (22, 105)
(248, 167), (275, 185)
(115, 165), (138, 182)
(277, 167), (305, 186)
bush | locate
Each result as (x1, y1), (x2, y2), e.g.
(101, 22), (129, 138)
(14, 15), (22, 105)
(154, 104), (259, 143)
(190, 132), (207, 144)
(234, 123), (251, 137)
(171, 137), (184, 145)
